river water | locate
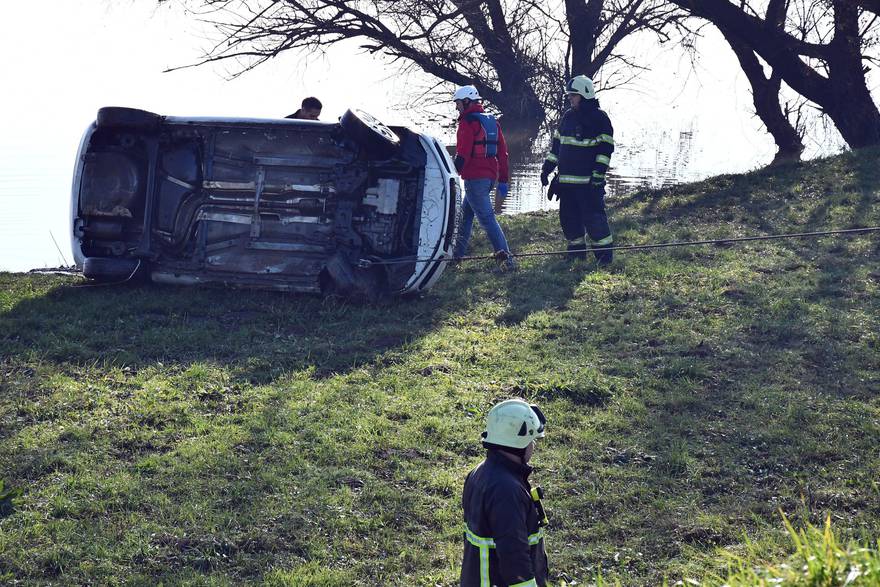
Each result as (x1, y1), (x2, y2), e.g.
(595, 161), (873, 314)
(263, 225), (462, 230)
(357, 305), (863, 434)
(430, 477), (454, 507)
(500, 127), (697, 214)
(501, 161), (685, 216)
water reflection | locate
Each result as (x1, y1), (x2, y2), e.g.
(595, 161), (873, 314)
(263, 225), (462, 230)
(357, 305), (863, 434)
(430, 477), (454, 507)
(495, 140), (698, 214)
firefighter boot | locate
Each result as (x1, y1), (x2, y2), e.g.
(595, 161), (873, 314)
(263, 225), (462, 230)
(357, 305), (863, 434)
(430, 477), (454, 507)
(593, 245), (613, 267)
(566, 238), (588, 261)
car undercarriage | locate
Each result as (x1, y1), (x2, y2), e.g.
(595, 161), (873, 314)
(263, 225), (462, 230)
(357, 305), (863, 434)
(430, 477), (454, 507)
(73, 108), (457, 298)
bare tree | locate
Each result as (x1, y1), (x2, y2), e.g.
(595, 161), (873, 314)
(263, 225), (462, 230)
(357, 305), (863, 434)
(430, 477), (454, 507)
(722, 0), (805, 163)
(565, 0), (684, 78)
(161, 0), (688, 154)
(670, 0), (880, 149)
(729, 37), (807, 163)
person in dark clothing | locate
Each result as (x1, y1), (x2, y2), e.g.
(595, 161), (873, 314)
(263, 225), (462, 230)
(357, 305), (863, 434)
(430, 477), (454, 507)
(451, 84), (517, 272)
(285, 96), (322, 120)
(541, 75), (615, 265)
(461, 399), (549, 587)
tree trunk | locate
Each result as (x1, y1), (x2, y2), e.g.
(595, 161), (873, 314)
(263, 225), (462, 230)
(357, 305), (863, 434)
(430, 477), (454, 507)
(756, 73), (806, 164)
(671, 0), (880, 149)
(494, 92), (545, 164)
(451, 0), (544, 159)
(726, 37), (805, 163)
(823, 0), (880, 148)
(565, 0), (604, 76)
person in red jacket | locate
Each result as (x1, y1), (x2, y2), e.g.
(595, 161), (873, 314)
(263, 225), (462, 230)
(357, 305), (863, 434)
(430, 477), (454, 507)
(452, 85), (517, 271)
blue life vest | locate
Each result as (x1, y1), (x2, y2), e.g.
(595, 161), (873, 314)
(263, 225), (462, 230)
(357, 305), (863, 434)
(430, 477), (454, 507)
(465, 113), (499, 158)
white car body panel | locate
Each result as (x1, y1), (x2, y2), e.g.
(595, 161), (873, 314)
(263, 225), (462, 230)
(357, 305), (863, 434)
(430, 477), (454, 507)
(402, 135), (460, 293)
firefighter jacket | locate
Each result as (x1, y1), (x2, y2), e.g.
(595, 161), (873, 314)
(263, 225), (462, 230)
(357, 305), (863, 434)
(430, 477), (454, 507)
(461, 450), (549, 587)
(544, 100), (614, 186)
(455, 103), (510, 182)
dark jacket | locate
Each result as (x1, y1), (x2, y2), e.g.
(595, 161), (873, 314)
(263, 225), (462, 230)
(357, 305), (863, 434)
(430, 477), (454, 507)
(461, 450), (549, 587)
(455, 103), (510, 182)
(544, 100), (614, 185)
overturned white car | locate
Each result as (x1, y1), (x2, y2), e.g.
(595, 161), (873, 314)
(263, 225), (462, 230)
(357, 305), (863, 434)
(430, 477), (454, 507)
(71, 107), (459, 298)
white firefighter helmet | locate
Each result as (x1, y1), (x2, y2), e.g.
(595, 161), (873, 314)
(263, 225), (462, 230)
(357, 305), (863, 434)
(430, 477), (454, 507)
(565, 75), (596, 100)
(453, 85), (482, 102)
(482, 399), (547, 449)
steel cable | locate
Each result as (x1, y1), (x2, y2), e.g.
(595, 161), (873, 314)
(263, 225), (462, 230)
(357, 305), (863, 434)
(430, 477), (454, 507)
(54, 226), (880, 278)
(359, 226), (880, 267)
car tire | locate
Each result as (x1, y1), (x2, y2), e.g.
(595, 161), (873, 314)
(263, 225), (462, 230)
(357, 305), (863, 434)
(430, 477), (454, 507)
(340, 109), (401, 160)
(82, 257), (143, 282)
(96, 107), (161, 129)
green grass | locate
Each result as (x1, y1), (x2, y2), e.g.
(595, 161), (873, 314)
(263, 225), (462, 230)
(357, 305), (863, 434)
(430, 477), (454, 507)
(704, 514), (880, 586)
(1, 148), (879, 585)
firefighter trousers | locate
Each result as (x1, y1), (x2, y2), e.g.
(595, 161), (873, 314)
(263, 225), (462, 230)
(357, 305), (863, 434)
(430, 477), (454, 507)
(557, 183), (613, 264)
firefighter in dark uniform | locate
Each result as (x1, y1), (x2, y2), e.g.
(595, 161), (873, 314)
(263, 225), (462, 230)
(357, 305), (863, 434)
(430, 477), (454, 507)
(541, 75), (615, 265)
(461, 399), (549, 587)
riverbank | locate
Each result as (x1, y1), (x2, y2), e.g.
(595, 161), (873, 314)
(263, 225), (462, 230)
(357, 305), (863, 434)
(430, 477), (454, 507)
(1, 148), (879, 584)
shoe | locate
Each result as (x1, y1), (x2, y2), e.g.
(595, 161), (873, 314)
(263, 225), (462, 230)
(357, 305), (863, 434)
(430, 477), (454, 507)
(494, 250), (518, 272)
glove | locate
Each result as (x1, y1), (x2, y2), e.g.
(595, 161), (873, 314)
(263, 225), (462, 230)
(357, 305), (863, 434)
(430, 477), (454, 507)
(546, 175), (560, 201)
(586, 181), (605, 199)
(540, 160), (555, 186)
(497, 182), (509, 198)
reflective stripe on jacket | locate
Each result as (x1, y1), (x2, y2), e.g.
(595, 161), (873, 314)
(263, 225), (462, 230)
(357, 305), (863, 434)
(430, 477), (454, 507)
(461, 451), (549, 587)
(544, 101), (614, 185)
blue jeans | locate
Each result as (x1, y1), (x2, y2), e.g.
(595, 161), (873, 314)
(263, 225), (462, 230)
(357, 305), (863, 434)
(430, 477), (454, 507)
(454, 178), (511, 258)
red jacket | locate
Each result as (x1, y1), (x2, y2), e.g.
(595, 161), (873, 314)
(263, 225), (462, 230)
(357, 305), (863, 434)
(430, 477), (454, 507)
(455, 103), (510, 182)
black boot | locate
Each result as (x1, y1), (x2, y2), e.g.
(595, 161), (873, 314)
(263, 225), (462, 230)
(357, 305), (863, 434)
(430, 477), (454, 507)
(593, 246), (613, 267)
(566, 243), (587, 261)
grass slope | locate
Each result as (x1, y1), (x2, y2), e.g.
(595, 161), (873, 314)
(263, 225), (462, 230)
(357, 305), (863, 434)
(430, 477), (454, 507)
(1, 149), (879, 586)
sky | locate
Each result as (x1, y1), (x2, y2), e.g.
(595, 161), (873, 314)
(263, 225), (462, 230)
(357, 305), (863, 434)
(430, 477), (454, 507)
(0, 0), (841, 272)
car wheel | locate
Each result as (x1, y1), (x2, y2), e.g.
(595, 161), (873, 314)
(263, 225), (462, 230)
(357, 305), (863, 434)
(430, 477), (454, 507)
(82, 257), (144, 282)
(96, 107), (161, 129)
(340, 109), (401, 160)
